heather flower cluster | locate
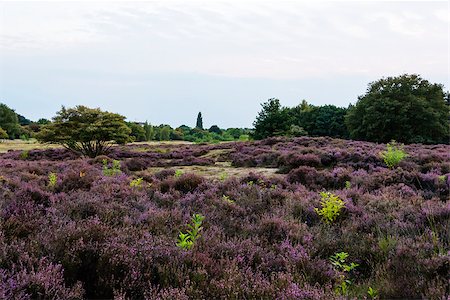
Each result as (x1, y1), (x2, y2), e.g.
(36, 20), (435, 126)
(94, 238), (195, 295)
(0, 137), (448, 299)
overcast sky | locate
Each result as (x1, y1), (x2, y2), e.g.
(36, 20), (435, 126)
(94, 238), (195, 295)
(0, 1), (448, 128)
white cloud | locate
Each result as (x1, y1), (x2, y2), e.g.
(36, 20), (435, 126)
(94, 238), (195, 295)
(0, 1), (447, 79)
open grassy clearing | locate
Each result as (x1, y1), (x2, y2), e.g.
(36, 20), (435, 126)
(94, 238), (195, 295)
(0, 139), (61, 153)
(145, 163), (281, 180)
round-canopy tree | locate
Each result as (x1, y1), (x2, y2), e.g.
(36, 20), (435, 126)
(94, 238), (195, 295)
(0, 103), (20, 139)
(346, 74), (449, 144)
(37, 106), (132, 157)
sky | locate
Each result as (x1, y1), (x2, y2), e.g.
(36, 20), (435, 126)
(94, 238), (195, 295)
(0, 0), (448, 128)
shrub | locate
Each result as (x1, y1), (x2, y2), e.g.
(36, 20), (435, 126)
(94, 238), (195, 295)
(19, 150), (29, 160)
(0, 127), (8, 140)
(314, 192), (345, 224)
(380, 141), (408, 169)
(124, 157), (149, 171)
(0, 137), (449, 299)
(154, 169), (176, 180)
(102, 159), (121, 176)
(329, 252), (359, 295)
(48, 172), (57, 189)
(176, 214), (205, 250)
(130, 177), (143, 188)
(173, 173), (203, 193)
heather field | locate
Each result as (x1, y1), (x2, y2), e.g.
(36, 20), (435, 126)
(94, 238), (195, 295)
(0, 137), (449, 299)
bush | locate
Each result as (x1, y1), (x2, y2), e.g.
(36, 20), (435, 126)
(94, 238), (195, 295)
(380, 141), (408, 169)
(124, 158), (149, 171)
(173, 173), (204, 193)
(314, 192), (345, 224)
(0, 127), (8, 140)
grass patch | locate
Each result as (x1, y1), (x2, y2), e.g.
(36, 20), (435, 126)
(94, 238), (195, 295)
(0, 139), (61, 153)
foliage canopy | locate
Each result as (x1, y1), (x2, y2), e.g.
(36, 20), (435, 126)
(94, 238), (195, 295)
(253, 99), (349, 139)
(37, 105), (131, 157)
(252, 98), (291, 139)
(0, 127), (8, 140)
(0, 103), (20, 139)
(346, 74), (449, 144)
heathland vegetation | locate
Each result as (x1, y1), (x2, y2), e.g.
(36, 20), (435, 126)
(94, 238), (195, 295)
(0, 73), (449, 299)
(1, 137), (448, 299)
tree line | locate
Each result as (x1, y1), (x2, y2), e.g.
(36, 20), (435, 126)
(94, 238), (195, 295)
(0, 103), (250, 145)
(0, 73), (448, 156)
(252, 74), (449, 144)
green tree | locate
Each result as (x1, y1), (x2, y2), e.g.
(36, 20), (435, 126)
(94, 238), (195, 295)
(126, 122), (146, 142)
(143, 121), (155, 141)
(0, 103), (20, 139)
(288, 124), (308, 137)
(225, 128), (243, 139)
(0, 127), (8, 140)
(170, 128), (184, 140)
(36, 106), (132, 157)
(37, 118), (51, 125)
(289, 100), (314, 133)
(17, 114), (31, 126)
(252, 98), (291, 139)
(196, 112), (203, 130)
(208, 125), (222, 134)
(346, 74), (449, 144)
(159, 125), (171, 141)
(304, 105), (348, 138)
(178, 125), (191, 134)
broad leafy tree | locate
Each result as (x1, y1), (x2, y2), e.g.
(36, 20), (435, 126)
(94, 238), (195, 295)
(37, 106), (132, 157)
(346, 74), (449, 144)
(158, 125), (171, 141)
(126, 122), (146, 142)
(208, 125), (222, 134)
(252, 98), (291, 139)
(304, 105), (349, 138)
(0, 103), (20, 139)
(289, 101), (348, 138)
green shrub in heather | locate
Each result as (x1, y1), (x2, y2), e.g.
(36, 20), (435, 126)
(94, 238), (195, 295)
(380, 141), (408, 169)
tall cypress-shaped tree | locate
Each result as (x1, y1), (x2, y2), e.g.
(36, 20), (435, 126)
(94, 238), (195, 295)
(196, 112), (203, 129)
